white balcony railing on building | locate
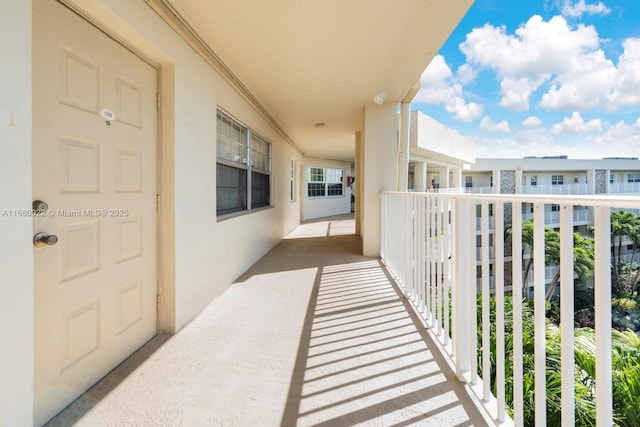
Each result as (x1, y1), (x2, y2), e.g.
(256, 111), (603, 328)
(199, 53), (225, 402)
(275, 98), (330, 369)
(619, 253), (640, 264)
(522, 207), (591, 225)
(380, 192), (640, 426)
(522, 183), (588, 195)
(609, 182), (640, 194)
(437, 187), (495, 194)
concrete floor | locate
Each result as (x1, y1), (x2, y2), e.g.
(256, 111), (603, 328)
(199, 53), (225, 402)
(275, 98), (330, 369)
(47, 215), (489, 426)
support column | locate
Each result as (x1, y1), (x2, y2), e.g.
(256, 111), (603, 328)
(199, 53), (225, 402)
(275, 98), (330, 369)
(452, 167), (462, 190)
(355, 132), (363, 236)
(515, 166), (523, 194)
(587, 169), (596, 194)
(442, 166), (450, 189)
(492, 169), (502, 194)
(397, 102), (411, 192)
(415, 161), (427, 192)
(362, 102), (399, 256)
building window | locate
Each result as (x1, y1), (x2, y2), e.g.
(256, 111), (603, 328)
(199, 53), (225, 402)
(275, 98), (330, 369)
(628, 173), (640, 183)
(551, 204), (560, 212)
(530, 175), (537, 186)
(216, 109), (271, 216)
(610, 174), (615, 184)
(465, 176), (473, 188)
(307, 167), (343, 197)
(552, 175), (564, 186)
(490, 176), (493, 187)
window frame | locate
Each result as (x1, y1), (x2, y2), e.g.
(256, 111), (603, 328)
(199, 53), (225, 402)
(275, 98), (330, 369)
(530, 175), (537, 186)
(551, 175), (564, 186)
(307, 167), (344, 198)
(627, 173), (640, 183)
(465, 176), (473, 188)
(216, 108), (272, 218)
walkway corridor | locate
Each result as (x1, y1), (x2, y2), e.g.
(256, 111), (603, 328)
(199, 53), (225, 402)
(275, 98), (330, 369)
(48, 215), (488, 426)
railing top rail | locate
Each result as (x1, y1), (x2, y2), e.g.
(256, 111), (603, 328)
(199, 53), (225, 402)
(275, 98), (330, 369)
(381, 191), (640, 210)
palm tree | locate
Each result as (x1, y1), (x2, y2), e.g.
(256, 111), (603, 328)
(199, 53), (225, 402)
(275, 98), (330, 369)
(544, 232), (595, 301)
(478, 294), (640, 426)
(611, 210), (640, 290)
(508, 220), (572, 298)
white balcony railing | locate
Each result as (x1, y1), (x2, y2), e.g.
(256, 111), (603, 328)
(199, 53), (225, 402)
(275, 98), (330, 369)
(609, 182), (640, 194)
(522, 207), (591, 225)
(619, 253), (640, 264)
(522, 183), (588, 195)
(380, 192), (640, 426)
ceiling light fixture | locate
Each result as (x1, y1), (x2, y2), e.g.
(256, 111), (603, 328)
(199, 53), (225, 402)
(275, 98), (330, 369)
(372, 92), (387, 105)
(315, 122), (325, 128)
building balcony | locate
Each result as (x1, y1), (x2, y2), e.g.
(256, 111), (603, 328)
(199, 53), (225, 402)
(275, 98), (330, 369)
(48, 215), (488, 426)
(381, 191), (640, 426)
(522, 207), (592, 226)
(47, 190), (640, 426)
(609, 182), (640, 194)
(522, 183), (589, 195)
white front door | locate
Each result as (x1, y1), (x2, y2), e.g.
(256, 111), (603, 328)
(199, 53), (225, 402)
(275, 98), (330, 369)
(33, 0), (157, 424)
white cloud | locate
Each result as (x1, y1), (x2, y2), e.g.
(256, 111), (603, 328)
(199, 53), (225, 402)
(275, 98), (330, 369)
(465, 116), (640, 159)
(444, 97), (483, 122)
(480, 116), (511, 133)
(522, 116), (542, 127)
(414, 55), (483, 122)
(456, 64), (477, 85)
(550, 111), (603, 134)
(562, 0), (611, 17)
(608, 38), (640, 107)
(499, 78), (540, 111)
(459, 15), (621, 112)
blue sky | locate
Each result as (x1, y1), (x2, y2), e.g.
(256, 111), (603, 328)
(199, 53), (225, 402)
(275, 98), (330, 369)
(412, 0), (640, 159)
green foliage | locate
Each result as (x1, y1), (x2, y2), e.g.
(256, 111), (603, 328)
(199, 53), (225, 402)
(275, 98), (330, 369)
(611, 210), (640, 292)
(478, 294), (640, 426)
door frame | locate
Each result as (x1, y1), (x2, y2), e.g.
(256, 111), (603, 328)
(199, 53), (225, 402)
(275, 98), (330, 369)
(50, 0), (177, 333)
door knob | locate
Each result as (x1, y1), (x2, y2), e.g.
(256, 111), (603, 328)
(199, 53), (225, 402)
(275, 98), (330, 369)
(33, 232), (58, 248)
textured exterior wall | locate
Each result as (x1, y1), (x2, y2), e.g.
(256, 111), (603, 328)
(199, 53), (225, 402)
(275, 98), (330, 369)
(595, 170), (607, 194)
(501, 170), (516, 194)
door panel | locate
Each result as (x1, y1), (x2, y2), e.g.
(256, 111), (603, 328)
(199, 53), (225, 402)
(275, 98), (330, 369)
(33, 0), (157, 424)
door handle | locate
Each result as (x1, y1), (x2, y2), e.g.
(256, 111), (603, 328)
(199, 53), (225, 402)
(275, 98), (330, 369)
(33, 232), (58, 248)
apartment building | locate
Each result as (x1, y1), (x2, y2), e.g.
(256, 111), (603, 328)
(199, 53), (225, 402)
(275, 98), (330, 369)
(459, 156), (640, 294)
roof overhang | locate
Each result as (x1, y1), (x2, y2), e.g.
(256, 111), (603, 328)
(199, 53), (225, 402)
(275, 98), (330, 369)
(150, 0), (474, 161)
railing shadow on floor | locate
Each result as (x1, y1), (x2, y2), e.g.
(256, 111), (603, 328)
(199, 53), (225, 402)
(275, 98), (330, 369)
(280, 257), (488, 427)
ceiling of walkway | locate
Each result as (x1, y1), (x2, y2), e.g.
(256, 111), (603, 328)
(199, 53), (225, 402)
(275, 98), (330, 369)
(166, 0), (474, 161)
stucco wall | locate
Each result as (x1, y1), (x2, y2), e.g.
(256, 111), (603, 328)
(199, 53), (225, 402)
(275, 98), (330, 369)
(100, 1), (300, 329)
(0, 1), (33, 424)
(33, 0), (304, 329)
(362, 103), (398, 256)
(302, 158), (351, 221)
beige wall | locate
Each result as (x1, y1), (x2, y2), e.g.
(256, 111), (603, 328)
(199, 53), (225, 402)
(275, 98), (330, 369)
(64, 0), (305, 330)
(0, 1), (33, 424)
(0, 1), (306, 421)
